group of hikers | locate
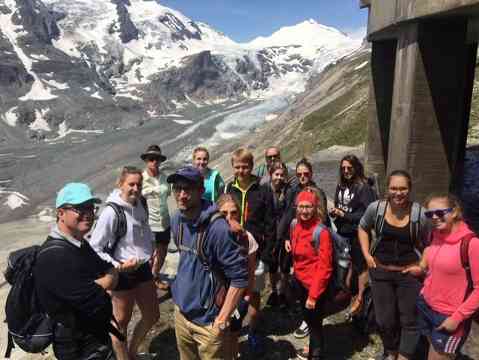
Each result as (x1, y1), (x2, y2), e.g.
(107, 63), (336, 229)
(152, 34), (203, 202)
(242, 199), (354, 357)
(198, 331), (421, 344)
(13, 143), (479, 360)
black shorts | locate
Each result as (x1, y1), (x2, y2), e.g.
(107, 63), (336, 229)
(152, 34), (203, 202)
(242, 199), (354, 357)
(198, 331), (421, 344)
(115, 262), (153, 291)
(153, 228), (171, 246)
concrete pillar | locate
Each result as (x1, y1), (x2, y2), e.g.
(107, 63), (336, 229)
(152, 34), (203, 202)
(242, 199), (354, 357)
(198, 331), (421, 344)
(365, 40), (396, 193)
(386, 18), (477, 201)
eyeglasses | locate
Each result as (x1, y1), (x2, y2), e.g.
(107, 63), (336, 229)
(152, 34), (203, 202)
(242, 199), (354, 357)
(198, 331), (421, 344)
(266, 154), (279, 160)
(63, 204), (98, 216)
(297, 205), (314, 210)
(424, 208), (453, 219)
(173, 184), (196, 193)
(146, 156), (161, 162)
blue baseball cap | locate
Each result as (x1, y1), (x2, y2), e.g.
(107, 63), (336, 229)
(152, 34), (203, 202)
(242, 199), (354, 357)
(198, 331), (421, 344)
(167, 166), (203, 185)
(56, 182), (101, 209)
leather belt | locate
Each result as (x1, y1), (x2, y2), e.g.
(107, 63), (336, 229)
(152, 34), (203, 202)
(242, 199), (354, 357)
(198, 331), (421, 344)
(373, 258), (417, 272)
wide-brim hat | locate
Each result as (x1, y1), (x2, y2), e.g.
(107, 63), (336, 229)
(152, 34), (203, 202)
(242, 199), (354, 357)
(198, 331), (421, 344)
(141, 144), (167, 162)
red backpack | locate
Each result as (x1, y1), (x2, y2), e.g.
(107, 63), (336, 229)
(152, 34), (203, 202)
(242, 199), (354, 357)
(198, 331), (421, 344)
(460, 233), (479, 323)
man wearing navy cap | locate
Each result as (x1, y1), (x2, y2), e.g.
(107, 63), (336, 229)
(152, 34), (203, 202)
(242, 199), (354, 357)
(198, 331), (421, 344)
(167, 167), (248, 360)
(34, 183), (120, 360)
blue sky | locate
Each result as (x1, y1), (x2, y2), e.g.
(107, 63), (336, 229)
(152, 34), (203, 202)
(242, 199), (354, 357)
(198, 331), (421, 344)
(159, 1), (368, 42)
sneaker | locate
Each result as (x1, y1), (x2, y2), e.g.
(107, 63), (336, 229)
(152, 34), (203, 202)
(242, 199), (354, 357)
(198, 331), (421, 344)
(296, 347), (309, 360)
(247, 333), (265, 356)
(293, 320), (310, 339)
(266, 292), (279, 307)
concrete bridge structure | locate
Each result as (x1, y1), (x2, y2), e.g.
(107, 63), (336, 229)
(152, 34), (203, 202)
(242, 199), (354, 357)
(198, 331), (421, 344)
(360, 0), (479, 199)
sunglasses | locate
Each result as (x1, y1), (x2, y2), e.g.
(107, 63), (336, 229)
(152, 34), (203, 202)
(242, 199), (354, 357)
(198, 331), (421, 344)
(173, 184), (196, 193)
(266, 155), (279, 160)
(146, 156), (161, 162)
(341, 166), (353, 171)
(424, 208), (453, 219)
(296, 172), (311, 177)
(63, 204), (99, 216)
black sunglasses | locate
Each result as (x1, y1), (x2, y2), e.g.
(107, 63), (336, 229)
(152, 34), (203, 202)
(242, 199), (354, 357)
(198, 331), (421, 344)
(266, 155), (279, 160)
(424, 208), (453, 219)
(63, 204), (99, 216)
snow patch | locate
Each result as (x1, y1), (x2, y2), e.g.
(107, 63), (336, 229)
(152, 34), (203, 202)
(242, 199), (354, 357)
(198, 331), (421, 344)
(44, 79), (70, 90)
(354, 61), (369, 71)
(3, 107), (18, 127)
(30, 54), (50, 61)
(49, 121), (104, 141)
(29, 109), (51, 132)
(265, 114), (278, 122)
(1, 191), (29, 210)
(173, 119), (193, 125)
(91, 91), (103, 99)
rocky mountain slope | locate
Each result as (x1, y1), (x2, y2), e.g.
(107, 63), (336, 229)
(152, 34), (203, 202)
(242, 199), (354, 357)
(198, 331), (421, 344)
(0, 0), (360, 144)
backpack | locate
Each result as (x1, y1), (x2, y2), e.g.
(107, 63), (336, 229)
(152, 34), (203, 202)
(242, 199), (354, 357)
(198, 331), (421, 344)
(4, 240), (126, 358)
(3, 240), (65, 358)
(370, 200), (423, 256)
(103, 196), (148, 256)
(174, 211), (230, 308)
(290, 219), (352, 292)
(459, 233), (479, 323)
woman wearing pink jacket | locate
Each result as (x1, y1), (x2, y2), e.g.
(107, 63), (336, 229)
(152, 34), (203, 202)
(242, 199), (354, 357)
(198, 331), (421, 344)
(404, 193), (479, 359)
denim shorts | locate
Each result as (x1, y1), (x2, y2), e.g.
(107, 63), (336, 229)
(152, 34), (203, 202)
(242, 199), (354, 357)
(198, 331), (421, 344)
(417, 295), (470, 355)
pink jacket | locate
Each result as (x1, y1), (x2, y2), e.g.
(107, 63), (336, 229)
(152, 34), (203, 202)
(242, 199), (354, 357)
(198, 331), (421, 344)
(422, 221), (479, 324)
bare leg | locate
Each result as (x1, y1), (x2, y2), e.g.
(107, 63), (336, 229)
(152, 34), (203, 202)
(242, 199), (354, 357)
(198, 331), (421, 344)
(128, 281), (160, 358)
(111, 290), (135, 360)
(248, 292), (261, 331)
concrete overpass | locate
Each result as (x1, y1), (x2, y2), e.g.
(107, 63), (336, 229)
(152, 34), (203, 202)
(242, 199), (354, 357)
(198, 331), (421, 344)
(360, 0), (479, 199)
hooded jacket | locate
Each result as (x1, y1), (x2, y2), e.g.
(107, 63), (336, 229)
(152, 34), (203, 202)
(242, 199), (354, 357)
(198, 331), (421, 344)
(290, 217), (333, 301)
(171, 201), (248, 326)
(333, 181), (377, 237)
(90, 189), (154, 266)
(422, 221), (479, 324)
(225, 176), (275, 259)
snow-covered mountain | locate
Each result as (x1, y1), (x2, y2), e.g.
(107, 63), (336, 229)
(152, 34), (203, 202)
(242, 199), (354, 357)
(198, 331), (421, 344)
(0, 0), (361, 142)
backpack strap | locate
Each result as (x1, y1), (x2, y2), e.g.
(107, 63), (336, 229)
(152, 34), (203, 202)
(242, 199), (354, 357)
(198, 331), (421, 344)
(196, 212), (224, 268)
(311, 224), (326, 253)
(104, 202), (127, 256)
(460, 234), (476, 299)
(370, 200), (387, 255)
(409, 202), (422, 252)
(5, 331), (14, 358)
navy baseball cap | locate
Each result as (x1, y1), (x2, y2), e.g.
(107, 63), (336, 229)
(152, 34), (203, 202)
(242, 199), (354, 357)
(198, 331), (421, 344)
(167, 166), (203, 185)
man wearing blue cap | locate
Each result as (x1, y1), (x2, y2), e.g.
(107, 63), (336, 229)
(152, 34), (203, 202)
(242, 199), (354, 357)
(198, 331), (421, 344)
(167, 166), (248, 360)
(34, 183), (119, 360)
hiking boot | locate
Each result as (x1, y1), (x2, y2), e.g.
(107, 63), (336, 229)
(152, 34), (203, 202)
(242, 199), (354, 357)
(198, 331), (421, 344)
(266, 292), (279, 307)
(293, 320), (310, 339)
(247, 332), (265, 356)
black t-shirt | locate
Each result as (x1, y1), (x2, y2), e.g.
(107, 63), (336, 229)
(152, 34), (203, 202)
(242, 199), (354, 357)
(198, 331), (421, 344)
(34, 236), (113, 336)
(374, 220), (418, 266)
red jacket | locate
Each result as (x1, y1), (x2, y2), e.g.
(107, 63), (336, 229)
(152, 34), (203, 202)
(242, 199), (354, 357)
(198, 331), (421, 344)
(291, 218), (333, 301)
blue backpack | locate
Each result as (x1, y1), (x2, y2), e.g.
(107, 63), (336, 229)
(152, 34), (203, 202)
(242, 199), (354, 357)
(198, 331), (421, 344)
(290, 219), (352, 291)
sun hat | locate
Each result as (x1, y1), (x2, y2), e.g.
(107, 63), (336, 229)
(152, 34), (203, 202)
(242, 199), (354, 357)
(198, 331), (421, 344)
(56, 183), (101, 209)
(140, 144), (167, 162)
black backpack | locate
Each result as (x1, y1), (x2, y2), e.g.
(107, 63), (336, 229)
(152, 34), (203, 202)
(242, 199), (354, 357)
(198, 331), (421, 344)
(3, 241), (66, 358)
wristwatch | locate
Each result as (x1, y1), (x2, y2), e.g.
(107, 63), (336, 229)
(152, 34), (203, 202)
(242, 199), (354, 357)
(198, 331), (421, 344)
(216, 320), (230, 331)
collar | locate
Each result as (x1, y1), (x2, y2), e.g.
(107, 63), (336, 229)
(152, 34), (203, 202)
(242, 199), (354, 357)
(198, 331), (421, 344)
(50, 225), (83, 248)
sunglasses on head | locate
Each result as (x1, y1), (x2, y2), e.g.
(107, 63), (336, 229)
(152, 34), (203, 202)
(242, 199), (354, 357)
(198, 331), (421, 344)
(424, 208), (453, 219)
